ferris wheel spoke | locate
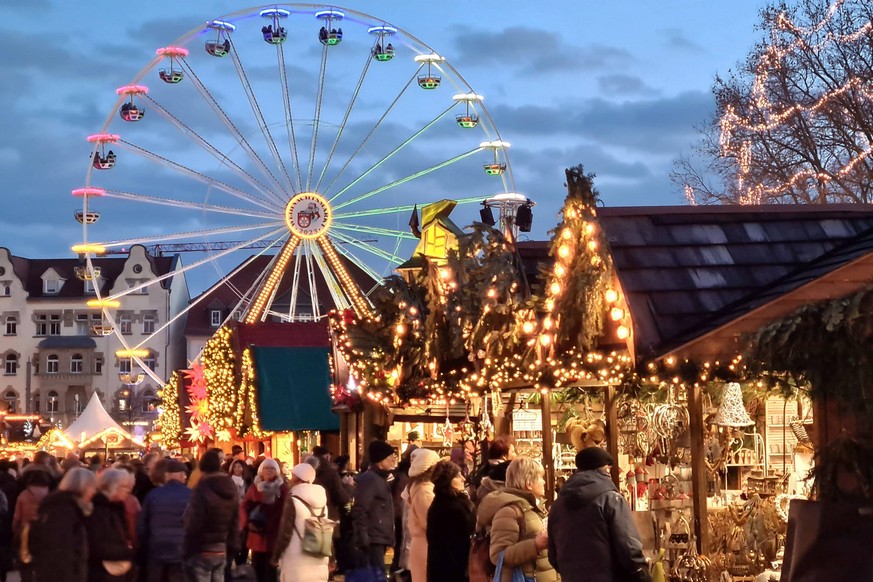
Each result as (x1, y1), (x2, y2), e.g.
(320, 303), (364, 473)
(323, 68), (422, 195)
(140, 95), (284, 205)
(97, 220), (285, 250)
(328, 102), (456, 203)
(334, 195), (485, 219)
(311, 241), (352, 312)
(101, 189), (278, 220)
(221, 48), (296, 196)
(115, 140), (281, 212)
(304, 239), (321, 320)
(306, 45), (331, 192)
(105, 226), (289, 301)
(276, 44), (303, 193)
(330, 237), (386, 287)
(288, 243), (304, 321)
(314, 50), (375, 194)
(333, 147), (484, 211)
(331, 223), (418, 241)
(330, 230), (404, 266)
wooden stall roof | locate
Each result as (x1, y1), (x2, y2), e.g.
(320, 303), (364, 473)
(519, 204), (873, 361)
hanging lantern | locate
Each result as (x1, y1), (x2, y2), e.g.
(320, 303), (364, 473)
(712, 382), (754, 427)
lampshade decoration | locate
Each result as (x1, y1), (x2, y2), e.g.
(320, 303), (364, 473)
(713, 382), (754, 427)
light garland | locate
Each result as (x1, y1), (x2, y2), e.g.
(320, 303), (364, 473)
(199, 327), (237, 442)
(156, 370), (182, 448)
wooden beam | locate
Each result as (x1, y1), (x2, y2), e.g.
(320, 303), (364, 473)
(604, 385), (621, 488)
(542, 391), (555, 507)
(495, 392), (516, 436)
(686, 383), (710, 553)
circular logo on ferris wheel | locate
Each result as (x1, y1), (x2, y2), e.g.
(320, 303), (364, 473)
(285, 192), (332, 239)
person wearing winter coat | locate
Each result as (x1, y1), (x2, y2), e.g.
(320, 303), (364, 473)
(137, 459), (192, 582)
(351, 440), (397, 576)
(28, 468), (95, 582)
(548, 448), (650, 582)
(87, 468), (138, 582)
(476, 457), (557, 582)
(271, 463), (329, 581)
(241, 458), (288, 582)
(426, 461), (475, 582)
(404, 448), (439, 582)
(183, 450), (241, 582)
(12, 469), (50, 582)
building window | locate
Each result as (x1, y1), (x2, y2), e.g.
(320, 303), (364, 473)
(2, 286), (9, 297)
(84, 279), (97, 294)
(95, 356), (104, 375)
(4, 317), (15, 336)
(32, 395), (39, 413)
(210, 310), (222, 327)
(47, 391), (59, 413)
(35, 315), (47, 336)
(71, 353), (83, 374)
(119, 359), (131, 374)
(141, 390), (156, 413)
(76, 313), (90, 335)
(49, 314), (61, 336)
(46, 354), (59, 374)
(4, 354), (16, 375)
(143, 314), (156, 335)
(43, 279), (60, 295)
(74, 393), (85, 415)
(119, 315), (132, 335)
(3, 391), (16, 413)
(143, 356), (156, 371)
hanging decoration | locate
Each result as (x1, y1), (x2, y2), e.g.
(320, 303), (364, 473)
(183, 362), (213, 444)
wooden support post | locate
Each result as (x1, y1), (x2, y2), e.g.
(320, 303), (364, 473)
(604, 385), (621, 488)
(541, 391), (555, 507)
(339, 412), (349, 457)
(495, 392), (516, 437)
(686, 383), (710, 554)
(355, 409), (364, 470)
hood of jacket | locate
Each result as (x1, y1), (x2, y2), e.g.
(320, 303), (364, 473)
(41, 489), (93, 517)
(476, 487), (535, 528)
(558, 469), (617, 509)
(291, 482), (327, 509)
(199, 472), (239, 502)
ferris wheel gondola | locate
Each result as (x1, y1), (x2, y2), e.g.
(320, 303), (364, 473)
(75, 4), (520, 382)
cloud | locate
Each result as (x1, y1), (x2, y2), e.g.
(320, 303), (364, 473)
(597, 74), (657, 97)
(662, 28), (705, 53)
(451, 26), (634, 75)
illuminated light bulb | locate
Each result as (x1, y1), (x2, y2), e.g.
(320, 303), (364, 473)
(549, 282), (561, 295)
(395, 323), (406, 336)
(558, 245), (570, 258)
(539, 334), (551, 347)
(543, 317), (553, 330)
(554, 264), (566, 277)
(609, 307), (624, 321)
(587, 240), (598, 251)
(605, 289), (618, 303)
(86, 298), (120, 309)
(561, 228), (572, 240)
(439, 268), (451, 280)
(616, 325), (630, 340)
(666, 356), (676, 366)
(486, 288), (497, 299)
(584, 223), (595, 234)
(522, 321), (535, 334)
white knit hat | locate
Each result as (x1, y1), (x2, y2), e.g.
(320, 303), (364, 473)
(292, 462), (316, 484)
(258, 458), (280, 476)
(408, 448), (439, 477)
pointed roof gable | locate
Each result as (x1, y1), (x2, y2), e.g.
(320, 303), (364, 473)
(64, 392), (133, 443)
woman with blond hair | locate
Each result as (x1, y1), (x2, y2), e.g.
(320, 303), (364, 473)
(475, 457), (557, 582)
(403, 448), (439, 581)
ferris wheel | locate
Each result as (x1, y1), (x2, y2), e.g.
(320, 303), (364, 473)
(74, 4), (516, 383)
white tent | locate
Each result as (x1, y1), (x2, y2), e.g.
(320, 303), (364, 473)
(64, 392), (142, 449)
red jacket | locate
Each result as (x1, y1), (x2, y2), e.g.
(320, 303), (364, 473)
(240, 478), (288, 553)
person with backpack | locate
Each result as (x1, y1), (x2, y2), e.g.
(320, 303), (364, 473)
(271, 463), (330, 581)
(475, 457), (556, 582)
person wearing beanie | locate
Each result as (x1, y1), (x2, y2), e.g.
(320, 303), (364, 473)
(271, 463), (329, 580)
(402, 448), (439, 582)
(242, 457), (288, 582)
(183, 450), (241, 581)
(547, 447), (650, 582)
(351, 440), (397, 577)
(137, 459), (192, 581)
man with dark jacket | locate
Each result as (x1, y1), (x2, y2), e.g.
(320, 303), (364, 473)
(312, 445), (351, 521)
(183, 450), (240, 581)
(138, 459), (192, 582)
(548, 447), (651, 582)
(352, 440), (397, 577)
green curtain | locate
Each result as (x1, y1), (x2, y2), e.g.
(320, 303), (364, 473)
(253, 346), (339, 431)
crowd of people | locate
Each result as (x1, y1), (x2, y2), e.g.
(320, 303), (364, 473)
(0, 433), (651, 582)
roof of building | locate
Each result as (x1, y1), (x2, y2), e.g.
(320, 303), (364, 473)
(520, 204), (873, 360)
(185, 251), (379, 337)
(5, 246), (176, 299)
(37, 336), (97, 350)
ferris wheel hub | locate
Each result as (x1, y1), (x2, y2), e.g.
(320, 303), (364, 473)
(284, 192), (332, 239)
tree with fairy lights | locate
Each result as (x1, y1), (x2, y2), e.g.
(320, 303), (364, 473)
(674, 0), (873, 204)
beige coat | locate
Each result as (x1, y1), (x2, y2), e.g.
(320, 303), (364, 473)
(476, 487), (558, 582)
(405, 479), (434, 582)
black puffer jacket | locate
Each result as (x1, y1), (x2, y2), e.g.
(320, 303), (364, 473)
(87, 492), (137, 582)
(427, 489), (476, 581)
(29, 490), (90, 582)
(547, 470), (650, 582)
(183, 472), (240, 557)
(351, 468), (394, 547)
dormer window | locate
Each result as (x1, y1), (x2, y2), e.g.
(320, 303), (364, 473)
(211, 309), (222, 327)
(43, 279), (60, 294)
